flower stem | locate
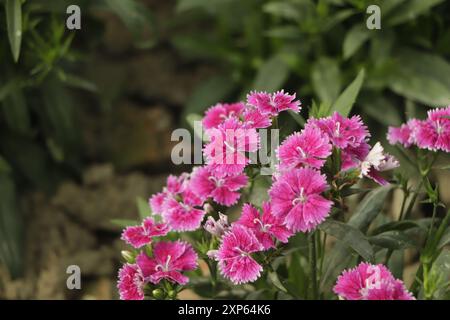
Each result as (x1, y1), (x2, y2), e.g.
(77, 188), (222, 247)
(309, 232), (318, 300)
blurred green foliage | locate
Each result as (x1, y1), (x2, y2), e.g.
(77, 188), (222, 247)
(174, 0), (450, 126)
(0, 0), (154, 278)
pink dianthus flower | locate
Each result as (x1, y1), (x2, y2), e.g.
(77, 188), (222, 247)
(269, 168), (333, 233)
(121, 217), (169, 248)
(246, 90), (301, 116)
(117, 263), (145, 300)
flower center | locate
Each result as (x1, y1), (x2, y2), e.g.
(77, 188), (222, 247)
(208, 176), (224, 187)
(253, 218), (271, 232)
(156, 255), (171, 272)
(292, 188), (307, 205)
(234, 246), (249, 257)
(296, 146), (307, 158)
(334, 122), (341, 137)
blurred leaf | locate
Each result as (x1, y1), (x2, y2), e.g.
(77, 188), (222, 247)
(319, 219), (374, 261)
(360, 93), (402, 126)
(369, 231), (416, 250)
(0, 173), (24, 278)
(1, 87), (30, 135)
(0, 156), (12, 174)
(252, 55), (290, 92)
(5, 0), (22, 62)
(176, 0), (236, 12)
(57, 70), (98, 93)
(343, 25), (371, 60)
(438, 229), (450, 249)
(263, 2), (301, 21)
(311, 57), (341, 104)
(248, 175), (271, 207)
(387, 0), (445, 26)
(287, 110), (305, 127)
(110, 219), (138, 228)
(185, 75), (235, 116)
(331, 68), (365, 117)
(136, 197), (151, 220)
(103, 0), (156, 48)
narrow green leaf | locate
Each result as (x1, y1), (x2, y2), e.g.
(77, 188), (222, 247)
(5, 0), (22, 62)
(136, 197), (151, 220)
(370, 220), (422, 236)
(319, 219), (374, 261)
(110, 219), (138, 228)
(369, 231), (416, 250)
(331, 69), (365, 117)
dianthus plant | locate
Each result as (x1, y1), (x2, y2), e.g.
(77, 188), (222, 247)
(116, 91), (450, 300)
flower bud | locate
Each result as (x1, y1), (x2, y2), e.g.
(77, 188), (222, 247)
(167, 290), (177, 299)
(152, 289), (165, 300)
(121, 250), (135, 263)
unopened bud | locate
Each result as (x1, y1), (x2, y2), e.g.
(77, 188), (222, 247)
(152, 288), (165, 300)
(121, 250), (135, 263)
(167, 290), (177, 299)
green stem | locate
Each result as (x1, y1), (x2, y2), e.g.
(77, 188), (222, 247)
(309, 232), (318, 300)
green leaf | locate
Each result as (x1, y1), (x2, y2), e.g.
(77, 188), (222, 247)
(370, 220), (422, 235)
(263, 2), (301, 21)
(268, 271), (288, 293)
(319, 219), (374, 261)
(110, 219), (138, 228)
(1, 87), (30, 135)
(369, 231), (416, 250)
(5, 0), (22, 62)
(252, 55), (289, 92)
(184, 75), (235, 116)
(248, 175), (271, 207)
(438, 229), (450, 249)
(176, 0), (235, 12)
(311, 57), (341, 104)
(348, 185), (392, 232)
(343, 25), (371, 60)
(136, 197), (151, 220)
(331, 69), (365, 117)
(386, 0), (445, 26)
(0, 173), (24, 278)
(287, 110), (305, 127)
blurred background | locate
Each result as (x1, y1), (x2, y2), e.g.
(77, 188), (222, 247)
(1, 0), (450, 299)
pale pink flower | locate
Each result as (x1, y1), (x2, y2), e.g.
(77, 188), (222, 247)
(137, 241), (198, 285)
(149, 192), (166, 215)
(242, 107), (272, 129)
(307, 112), (369, 149)
(121, 217), (170, 248)
(360, 142), (399, 185)
(415, 107), (450, 152)
(204, 118), (259, 177)
(162, 189), (206, 232)
(236, 202), (292, 250)
(204, 213), (231, 238)
(269, 168), (333, 233)
(216, 224), (264, 284)
(387, 123), (414, 148)
(334, 262), (415, 300)
(203, 102), (246, 129)
(190, 165), (248, 206)
(277, 126), (332, 170)
(246, 90), (301, 116)
(117, 264), (145, 300)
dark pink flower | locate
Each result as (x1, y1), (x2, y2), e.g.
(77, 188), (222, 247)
(277, 126), (332, 170)
(204, 118), (259, 177)
(334, 262), (415, 300)
(121, 217), (170, 248)
(117, 264), (145, 300)
(236, 202), (292, 250)
(246, 90), (301, 116)
(162, 189), (206, 232)
(242, 107), (272, 129)
(190, 165), (248, 206)
(387, 123), (414, 148)
(341, 141), (370, 171)
(203, 102), (246, 129)
(415, 107), (450, 152)
(308, 112), (369, 149)
(269, 168), (333, 233)
(216, 224), (264, 284)
(137, 241), (198, 285)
